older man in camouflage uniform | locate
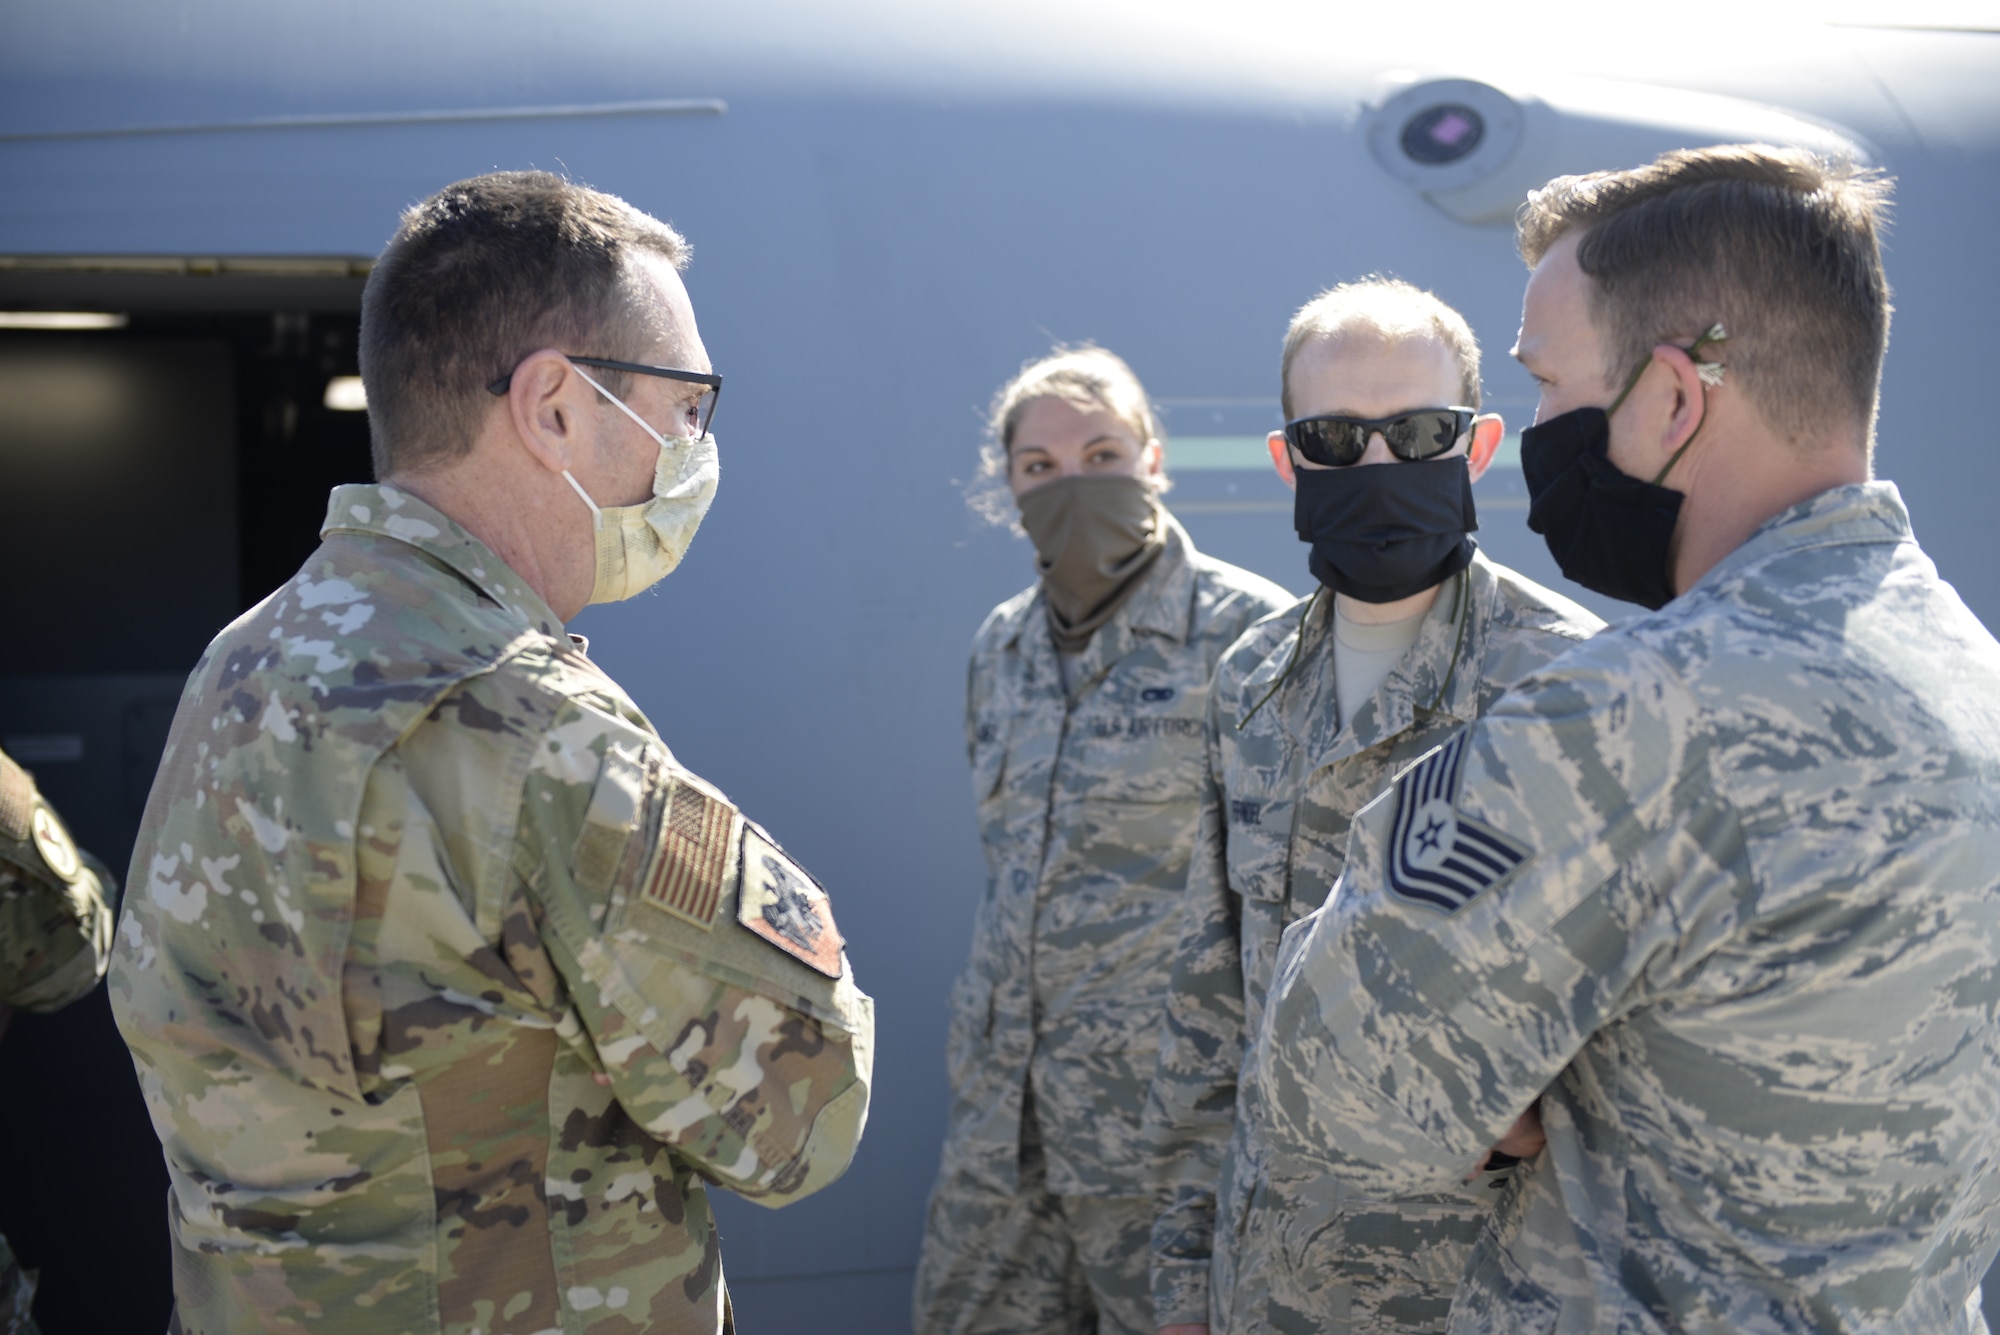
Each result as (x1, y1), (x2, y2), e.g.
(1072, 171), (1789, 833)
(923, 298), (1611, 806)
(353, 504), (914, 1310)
(1, 747), (116, 1335)
(1258, 147), (2000, 1333)
(110, 172), (873, 1335)
(1143, 281), (1601, 1335)
(916, 349), (1290, 1335)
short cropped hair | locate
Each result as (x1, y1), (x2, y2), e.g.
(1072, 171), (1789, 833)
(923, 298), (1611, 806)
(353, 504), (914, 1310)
(1280, 277), (1483, 420)
(1517, 145), (1893, 449)
(969, 344), (1168, 524)
(359, 171), (690, 478)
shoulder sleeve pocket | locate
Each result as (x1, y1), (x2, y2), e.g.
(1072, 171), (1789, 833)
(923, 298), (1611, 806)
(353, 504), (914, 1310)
(571, 740), (650, 905)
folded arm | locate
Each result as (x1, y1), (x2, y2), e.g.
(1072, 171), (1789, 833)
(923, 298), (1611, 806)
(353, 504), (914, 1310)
(523, 707), (875, 1207)
(1253, 645), (1712, 1197)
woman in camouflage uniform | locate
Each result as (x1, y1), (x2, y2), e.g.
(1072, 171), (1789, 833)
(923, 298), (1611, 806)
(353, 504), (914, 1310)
(914, 348), (1290, 1335)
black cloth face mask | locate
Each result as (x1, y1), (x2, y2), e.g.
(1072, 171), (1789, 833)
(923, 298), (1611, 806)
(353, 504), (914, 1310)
(1519, 407), (1684, 610)
(1518, 325), (1725, 611)
(1293, 455), (1478, 603)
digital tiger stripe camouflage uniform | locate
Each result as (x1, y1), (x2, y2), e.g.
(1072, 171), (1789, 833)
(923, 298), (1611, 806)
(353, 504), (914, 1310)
(1141, 551), (1600, 1333)
(916, 515), (1289, 1335)
(1258, 483), (2000, 1333)
(111, 484), (873, 1335)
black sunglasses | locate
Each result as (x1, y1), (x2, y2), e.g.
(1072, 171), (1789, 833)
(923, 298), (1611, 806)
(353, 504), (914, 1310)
(1282, 407), (1475, 468)
(487, 355), (723, 438)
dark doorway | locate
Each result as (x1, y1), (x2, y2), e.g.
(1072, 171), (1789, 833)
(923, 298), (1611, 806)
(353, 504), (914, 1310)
(0, 261), (371, 1335)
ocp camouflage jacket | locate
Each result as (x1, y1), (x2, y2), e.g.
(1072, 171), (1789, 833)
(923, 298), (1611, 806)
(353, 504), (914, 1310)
(0, 746), (115, 1014)
(111, 484), (873, 1335)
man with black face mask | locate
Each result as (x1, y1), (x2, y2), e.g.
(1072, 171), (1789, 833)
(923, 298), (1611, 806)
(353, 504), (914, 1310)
(1142, 279), (1601, 1335)
(1257, 148), (2000, 1333)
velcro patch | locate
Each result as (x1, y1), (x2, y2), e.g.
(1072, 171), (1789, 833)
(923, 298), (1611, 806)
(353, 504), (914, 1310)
(1388, 731), (1529, 915)
(31, 805), (82, 883)
(573, 744), (648, 897)
(737, 823), (843, 978)
(640, 774), (739, 930)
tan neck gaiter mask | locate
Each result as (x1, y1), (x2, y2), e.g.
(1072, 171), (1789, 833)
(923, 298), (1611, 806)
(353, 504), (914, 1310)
(1016, 473), (1167, 653)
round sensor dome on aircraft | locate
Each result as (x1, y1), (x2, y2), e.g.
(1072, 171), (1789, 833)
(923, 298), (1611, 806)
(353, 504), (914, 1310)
(1367, 75), (1869, 226)
(1401, 105), (1485, 165)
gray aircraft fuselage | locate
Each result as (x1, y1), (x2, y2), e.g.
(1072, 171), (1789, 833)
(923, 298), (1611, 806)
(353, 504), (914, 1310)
(2, 4), (1997, 1331)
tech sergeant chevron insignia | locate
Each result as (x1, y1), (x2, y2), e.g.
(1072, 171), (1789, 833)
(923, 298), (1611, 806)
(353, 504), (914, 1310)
(1387, 730), (1529, 914)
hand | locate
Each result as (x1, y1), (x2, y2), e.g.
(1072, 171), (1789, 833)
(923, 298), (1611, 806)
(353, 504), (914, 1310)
(1493, 1102), (1546, 1158)
(1159, 1325), (1210, 1335)
(1469, 1101), (1545, 1177)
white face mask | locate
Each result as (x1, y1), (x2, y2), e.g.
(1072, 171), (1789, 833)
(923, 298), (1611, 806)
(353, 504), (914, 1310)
(564, 366), (721, 605)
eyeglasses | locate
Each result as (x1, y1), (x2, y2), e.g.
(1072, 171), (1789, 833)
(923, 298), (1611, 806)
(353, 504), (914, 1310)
(488, 355), (723, 438)
(1282, 407), (1475, 468)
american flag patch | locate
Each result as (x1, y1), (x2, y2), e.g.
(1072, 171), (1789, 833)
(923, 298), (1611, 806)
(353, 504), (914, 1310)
(641, 776), (738, 929)
(1386, 731), (1531, 915)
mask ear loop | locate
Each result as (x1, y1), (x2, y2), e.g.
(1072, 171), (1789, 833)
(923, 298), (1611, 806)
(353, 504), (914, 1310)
(1605, 325), (1730, 488)
(562, 470), (605, 529)
(571, 364), (675, 449)
(1650, 324), (1728, 486)
(564, 363), (677, 531)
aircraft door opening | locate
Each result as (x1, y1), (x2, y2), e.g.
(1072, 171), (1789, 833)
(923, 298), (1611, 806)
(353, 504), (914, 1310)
(0, 259), (371, 1335)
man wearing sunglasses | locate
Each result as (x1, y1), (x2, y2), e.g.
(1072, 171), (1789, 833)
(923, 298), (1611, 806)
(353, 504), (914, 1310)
(110, 171), (873, 1335)
(1258, 148), (2000, 1332)
(1144, 278), (1602, 1335)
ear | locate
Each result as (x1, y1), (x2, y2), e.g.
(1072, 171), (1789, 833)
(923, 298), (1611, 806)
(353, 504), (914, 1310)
(1643, 343), (1709, 468)
(1142, 437), (1165, 479)
(1267, 431), (1297, 491)
(1467, 414), (1504, 483)
(508, 349), (588, 476)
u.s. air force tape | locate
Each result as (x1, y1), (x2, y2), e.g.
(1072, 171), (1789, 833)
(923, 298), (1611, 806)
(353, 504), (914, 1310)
(1388, 731), (1530, 915)
(738, 822), (844, 978)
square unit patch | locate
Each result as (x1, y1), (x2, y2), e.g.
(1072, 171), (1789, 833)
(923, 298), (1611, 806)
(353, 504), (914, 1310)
(737, 823), (844, 978)
(640, 774), (739, 929)
(1387, 730), (1531, 915)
